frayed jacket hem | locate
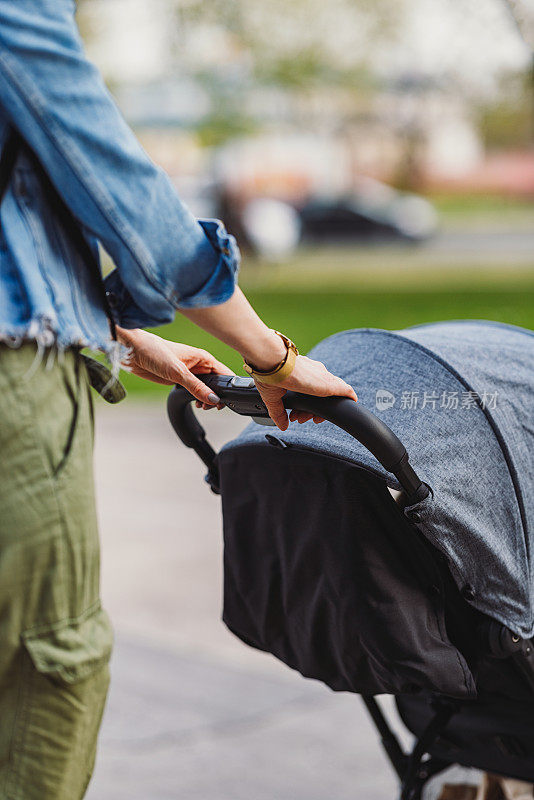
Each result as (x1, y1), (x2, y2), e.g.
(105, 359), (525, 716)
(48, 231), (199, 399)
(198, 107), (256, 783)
(0, 318), (126, 377)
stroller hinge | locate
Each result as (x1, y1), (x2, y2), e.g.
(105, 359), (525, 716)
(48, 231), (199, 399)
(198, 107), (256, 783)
(481, 620), (534, 693)
(511, 639), (534, 693)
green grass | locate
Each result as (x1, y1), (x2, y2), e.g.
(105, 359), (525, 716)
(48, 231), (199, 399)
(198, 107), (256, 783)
(115, 260), (534, 399)
(428, 193), (534, 226)
(430, 192), (533, 215)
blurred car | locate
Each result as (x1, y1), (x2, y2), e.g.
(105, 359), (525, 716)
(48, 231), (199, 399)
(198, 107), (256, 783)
(298, 180), (438, 244)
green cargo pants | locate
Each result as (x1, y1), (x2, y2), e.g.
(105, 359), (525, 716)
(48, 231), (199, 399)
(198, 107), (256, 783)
(0, 343), (112, 800)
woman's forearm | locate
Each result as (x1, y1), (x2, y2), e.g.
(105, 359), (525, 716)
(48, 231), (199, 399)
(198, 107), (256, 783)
(119, 286), (356, 430)
(181, 288), (287, 370)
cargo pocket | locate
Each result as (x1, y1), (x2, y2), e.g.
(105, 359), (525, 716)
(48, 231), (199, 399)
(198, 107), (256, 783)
(6, 606), (113, 800)
(22, 604), (113, 683)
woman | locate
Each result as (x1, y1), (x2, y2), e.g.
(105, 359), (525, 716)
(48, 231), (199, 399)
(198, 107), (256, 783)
(0, 2), (356, 798)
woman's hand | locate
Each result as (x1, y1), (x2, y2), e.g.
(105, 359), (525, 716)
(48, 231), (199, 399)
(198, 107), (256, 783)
(255, 355), (357, 431)
(181, 290), (357, 427)
(116, 327), (233, 407)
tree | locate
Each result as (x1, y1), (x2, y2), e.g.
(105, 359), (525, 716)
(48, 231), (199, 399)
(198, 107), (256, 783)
(169, 0), (405, 141)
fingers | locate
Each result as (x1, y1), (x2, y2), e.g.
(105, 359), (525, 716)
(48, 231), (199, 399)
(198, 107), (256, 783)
(289, 410), (312, 423)
(262, 398), (289, 431)
(210, 358), (235, 376)
(193, 349), (235, 377)
(195, 400), (225, 411)
(288, 410), (325, 424)
(330, 376), (358, 402)
(176, 366), (221, 406)
(254, 383), (289, 430)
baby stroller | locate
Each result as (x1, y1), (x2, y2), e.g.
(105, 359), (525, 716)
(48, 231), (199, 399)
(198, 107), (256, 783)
(167, 320), (534, 800)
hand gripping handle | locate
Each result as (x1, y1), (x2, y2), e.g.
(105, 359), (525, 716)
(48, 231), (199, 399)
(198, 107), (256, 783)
(167, 374), (428, 500)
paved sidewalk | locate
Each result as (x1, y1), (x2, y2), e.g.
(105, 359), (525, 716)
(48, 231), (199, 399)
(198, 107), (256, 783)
(86, 636), (401, 800)
(88, 402), (414, 799)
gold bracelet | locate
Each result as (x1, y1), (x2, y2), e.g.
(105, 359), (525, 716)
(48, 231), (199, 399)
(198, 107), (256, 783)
(243, 331), (299, 386)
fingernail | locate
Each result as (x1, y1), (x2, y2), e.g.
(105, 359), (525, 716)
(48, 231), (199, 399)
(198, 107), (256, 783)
(207, 392), (220, 404)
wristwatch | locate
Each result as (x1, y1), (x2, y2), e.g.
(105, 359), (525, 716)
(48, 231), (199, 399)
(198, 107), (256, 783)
(243, 331), (299, 385)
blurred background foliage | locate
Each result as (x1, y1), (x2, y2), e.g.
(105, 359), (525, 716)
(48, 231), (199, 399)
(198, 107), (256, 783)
(77, 0), (534, 398)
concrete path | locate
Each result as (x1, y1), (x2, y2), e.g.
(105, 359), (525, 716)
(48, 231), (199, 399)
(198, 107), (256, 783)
(87, 402), (465, 800)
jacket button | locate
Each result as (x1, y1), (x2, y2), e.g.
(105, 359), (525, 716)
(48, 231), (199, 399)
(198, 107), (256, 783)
(408, 510), (422, 523)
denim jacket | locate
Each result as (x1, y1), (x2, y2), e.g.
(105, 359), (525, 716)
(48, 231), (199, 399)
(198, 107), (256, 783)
(0, 0), (240, 362)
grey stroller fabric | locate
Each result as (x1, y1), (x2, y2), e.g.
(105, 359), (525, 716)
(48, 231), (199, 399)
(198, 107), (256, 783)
(225, 321), (534, 638)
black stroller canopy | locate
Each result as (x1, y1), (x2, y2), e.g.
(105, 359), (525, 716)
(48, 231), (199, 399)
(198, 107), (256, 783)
(225, 321), (534, 638)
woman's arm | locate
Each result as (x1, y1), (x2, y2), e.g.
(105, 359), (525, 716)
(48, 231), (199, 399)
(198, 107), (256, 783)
(119, 288), (357, 430)
(183, 288), (357, 430)
(182, 288), (287, 370)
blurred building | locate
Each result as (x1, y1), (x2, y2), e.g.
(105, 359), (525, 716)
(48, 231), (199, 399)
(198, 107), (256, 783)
(80, 0), (534, 198)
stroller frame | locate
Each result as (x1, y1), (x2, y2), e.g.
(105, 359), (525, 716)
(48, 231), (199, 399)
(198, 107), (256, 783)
(167, 375), (534, 799)
(362, 695), (455, 800)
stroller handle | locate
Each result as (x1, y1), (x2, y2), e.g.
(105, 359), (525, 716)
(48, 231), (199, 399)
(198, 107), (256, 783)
(167, 374), (428, 500)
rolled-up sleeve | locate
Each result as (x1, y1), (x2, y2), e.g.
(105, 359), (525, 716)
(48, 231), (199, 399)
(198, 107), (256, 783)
(0, 0), (239, 329)
(104, 219), (240, 327)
